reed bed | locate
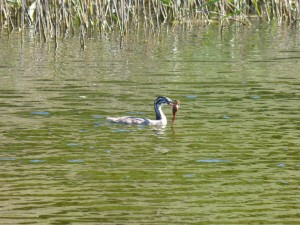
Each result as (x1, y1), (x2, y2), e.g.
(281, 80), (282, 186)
(1, 0), (299, 42)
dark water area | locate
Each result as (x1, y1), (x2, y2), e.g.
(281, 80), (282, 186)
(0, 21), (299, 224)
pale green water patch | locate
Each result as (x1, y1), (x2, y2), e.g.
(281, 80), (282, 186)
(0, 22), (299, 224)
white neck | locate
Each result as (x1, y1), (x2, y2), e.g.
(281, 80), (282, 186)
(154, 104), (167, 123)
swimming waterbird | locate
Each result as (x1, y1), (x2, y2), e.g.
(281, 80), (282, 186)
(107, 96), (179, 126)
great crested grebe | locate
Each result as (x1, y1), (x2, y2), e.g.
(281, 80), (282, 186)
(107, 96), (178, 126)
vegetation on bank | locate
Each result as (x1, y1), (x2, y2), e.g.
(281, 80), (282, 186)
(1, 0), (299, 41)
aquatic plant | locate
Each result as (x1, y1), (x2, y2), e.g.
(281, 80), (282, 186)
(1, 0), (299, 42)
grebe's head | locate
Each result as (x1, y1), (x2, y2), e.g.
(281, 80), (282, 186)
(154, 96), (173, 106)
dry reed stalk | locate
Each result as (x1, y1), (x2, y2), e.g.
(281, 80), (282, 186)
(21, 0), (25, 29)
(0, 0), (299, 42)
(1, 0), (13, 31)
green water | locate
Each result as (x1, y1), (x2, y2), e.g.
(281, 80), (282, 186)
(0, 22), (299, 224)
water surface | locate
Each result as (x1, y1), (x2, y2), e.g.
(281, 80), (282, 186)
(0, 22), (299, 224)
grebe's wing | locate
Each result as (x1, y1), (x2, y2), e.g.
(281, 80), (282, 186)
(107, 116), (150, 125)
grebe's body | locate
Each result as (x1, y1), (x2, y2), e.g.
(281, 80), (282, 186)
(107, 96), (174, 126)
